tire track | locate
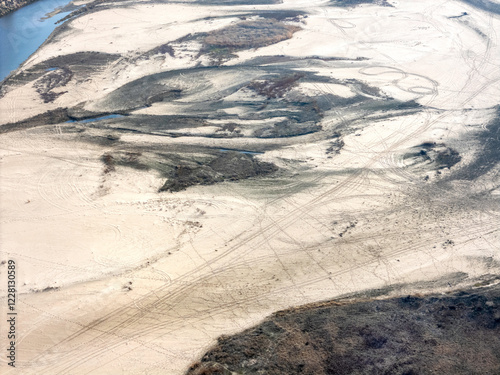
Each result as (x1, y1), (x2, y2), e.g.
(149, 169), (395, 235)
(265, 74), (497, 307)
(40, 214), (499, 375)
(33, 102), (451, 374)
(26, 7), (500, 373)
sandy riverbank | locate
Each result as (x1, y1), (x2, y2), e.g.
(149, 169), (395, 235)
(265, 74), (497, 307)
(1, 0), (499, 373)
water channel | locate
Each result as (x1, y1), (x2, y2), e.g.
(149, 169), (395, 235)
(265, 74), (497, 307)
(0, 0), (74, 81)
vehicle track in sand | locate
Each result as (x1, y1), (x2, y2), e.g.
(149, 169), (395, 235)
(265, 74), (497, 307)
(17, 53), (500, 369)
(11, 3), (500, 373)
(29, 64), (500, 373)
(33, 212), (499, 374)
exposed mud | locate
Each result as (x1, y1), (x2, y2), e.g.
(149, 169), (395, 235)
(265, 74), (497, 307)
(254, 119), (322, 138)
(2, 1), (500, 374)
(159, 151), (278, 192)
(459, 0), (500, 16)
(33, 66), (73, 103)
(330, 0), (393, 8)
(405, 142), (462, 171)
(55, 0), (121, 25)
(1, 51), (120, 95)
(245, 10), (308, 22)
(0, 107), (70, 133)
(449, 107), (500, 181)
(248, 73), (305, 99)
(194, 0), (281, 4)
(326, 135), (345, 155)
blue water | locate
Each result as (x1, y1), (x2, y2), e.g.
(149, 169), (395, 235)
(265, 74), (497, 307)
(0, 0), (74, 81)
(66, 114), (125, 123)
(219, 148), (264, 155)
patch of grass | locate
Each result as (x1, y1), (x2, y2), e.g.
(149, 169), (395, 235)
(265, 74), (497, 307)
(33, 67), (73, 103)
(204, 46), (238, 65)
(405, 142), (461, 170)
(187, 361), (231, 375)
(159, 151), (278, 192)
(203, 19), (301, 51)
(148, 43), (176, 58)
(0, 108), (70, 134)
(187, 285), (500, 375)
(101, 153), (115, 174)
(248, 72), (304, 99)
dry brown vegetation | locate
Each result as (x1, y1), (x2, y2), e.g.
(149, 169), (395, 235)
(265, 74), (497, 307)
(0, 108), (70, 133)
(187, 285), (500, 375)
(248, 72), (305, 99)
(159, 151), (278, 192)
(101, 153), (115, 174)
(33, 67), (73, 103)
(0, 0), (35, 16)
(204, 19), (301, 50)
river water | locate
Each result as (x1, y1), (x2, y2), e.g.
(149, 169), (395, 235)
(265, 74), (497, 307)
(0, 0), (74, 81)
